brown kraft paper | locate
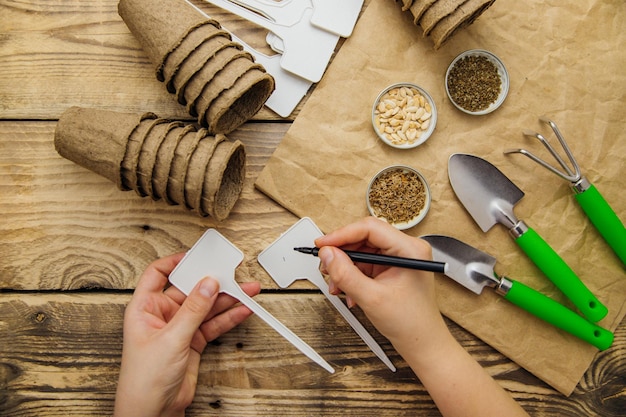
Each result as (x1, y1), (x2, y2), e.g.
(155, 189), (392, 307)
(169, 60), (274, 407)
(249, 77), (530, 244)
(255, 0), (626, 396)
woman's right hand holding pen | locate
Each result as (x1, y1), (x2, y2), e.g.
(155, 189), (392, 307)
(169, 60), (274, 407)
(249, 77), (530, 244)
(314, 217), (529, 417)
(314, 216), (444, 353)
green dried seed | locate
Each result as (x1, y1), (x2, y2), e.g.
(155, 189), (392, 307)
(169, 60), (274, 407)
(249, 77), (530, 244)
(447, 55), (501, 112)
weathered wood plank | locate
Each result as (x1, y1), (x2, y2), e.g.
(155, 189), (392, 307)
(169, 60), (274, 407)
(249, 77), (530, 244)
(1, 293), (624, 416)
(2, 1), (624, 415)
(0, 0), (309, 120)
(0, 120), (302, 290)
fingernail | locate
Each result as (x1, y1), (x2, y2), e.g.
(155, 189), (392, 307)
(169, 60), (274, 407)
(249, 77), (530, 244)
(318, 247), (334, 270)
(199, 277), (219, 298)
(347, 296), (356, 309)
(328, 280), (338, 295)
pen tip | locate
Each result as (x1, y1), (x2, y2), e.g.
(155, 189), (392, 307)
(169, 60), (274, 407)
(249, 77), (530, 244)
(294, 247), (316, 254)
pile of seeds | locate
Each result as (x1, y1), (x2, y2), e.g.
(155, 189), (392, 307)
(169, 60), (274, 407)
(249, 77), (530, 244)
(368, 168), (427, 224)
(446, 54), (501, 112)
(373, 85), (433, 146)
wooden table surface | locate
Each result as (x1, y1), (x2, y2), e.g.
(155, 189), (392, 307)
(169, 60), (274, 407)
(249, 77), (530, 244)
(1, 1), (624, 416)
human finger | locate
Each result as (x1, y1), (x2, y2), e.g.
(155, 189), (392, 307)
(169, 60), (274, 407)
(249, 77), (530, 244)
(166, 281), (261, 320)
(163, 284), (187, 303)
(134, 253), (186, 295)
(204, 281), (261, 319)
(198, 303), (256, 343)
(192, 282), (260, 348)
(166, 277), (220, 345)
(314, 217), (401, 256)
(317, 246), (380, 308)
(316, 217), (431, 259)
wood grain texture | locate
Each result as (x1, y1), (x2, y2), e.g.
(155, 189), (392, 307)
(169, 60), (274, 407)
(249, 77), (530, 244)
(0, 121), (300, 290)
(1, 0), (624, 415)
(1, 293), (624, 416)
(0, 0), (301, 120)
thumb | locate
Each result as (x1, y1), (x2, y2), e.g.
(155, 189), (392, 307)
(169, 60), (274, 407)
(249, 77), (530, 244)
(168, 277), (220, 344)
(318, 246), (377, 307)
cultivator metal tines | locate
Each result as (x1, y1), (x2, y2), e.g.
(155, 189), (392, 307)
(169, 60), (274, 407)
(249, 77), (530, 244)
(505, 116), (626, 265)
(505, 116), (589, 191)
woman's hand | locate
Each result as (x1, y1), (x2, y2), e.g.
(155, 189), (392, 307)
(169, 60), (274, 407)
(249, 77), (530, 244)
(314, 216), (446, 354)
(114, 253), (261, 417)
(315, 217), (529, 417)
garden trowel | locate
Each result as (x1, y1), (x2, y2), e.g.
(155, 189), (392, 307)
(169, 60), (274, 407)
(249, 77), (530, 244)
(447, 153), (607, 322)
(421, 234), (613, 351)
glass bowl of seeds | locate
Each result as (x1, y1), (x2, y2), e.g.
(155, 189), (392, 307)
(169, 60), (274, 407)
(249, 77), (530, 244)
(366, 165), (431, 230)
(445, 49), (509, 115)
(372, 83), (437, 149)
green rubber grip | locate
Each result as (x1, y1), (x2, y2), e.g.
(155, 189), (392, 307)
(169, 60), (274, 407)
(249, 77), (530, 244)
(516, 227), (608, 322)
(504, 280), (614, 350)
(575, 184), (626, 266)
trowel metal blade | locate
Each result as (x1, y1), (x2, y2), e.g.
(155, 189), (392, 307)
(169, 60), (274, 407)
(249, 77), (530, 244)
(421, 235), (500, 294)
(448, 153), (525, 232)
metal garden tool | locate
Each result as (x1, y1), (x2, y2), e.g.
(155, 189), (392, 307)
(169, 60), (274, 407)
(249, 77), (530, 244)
(169, 228), (334, 373)
(420, 235), (614, 351)
(448, 153), (608, 322)
(504, 116), (626, 265)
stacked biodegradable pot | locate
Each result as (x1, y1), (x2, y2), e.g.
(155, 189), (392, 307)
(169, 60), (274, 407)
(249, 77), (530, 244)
(55, 107), (245, 221)
(118, 0), (275, 134)
(399, 0), (496, 49)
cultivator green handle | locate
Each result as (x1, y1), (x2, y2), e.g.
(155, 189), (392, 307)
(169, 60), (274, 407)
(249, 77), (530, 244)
(516, 227), (608, 322)
(575, 184), (626, 266)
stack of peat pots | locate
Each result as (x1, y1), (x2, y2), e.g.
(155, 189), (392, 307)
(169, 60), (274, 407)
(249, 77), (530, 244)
(398, 0), (497, 49)
(54, 0), (276, 221)
(55, 107), (245, 221)
(118, 0), (275, 134)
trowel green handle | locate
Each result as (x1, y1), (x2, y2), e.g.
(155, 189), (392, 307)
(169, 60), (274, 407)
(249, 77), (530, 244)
(504, 280), (614, 351)
(516, 227), (608, 322)
(575, 184), (626, 266)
